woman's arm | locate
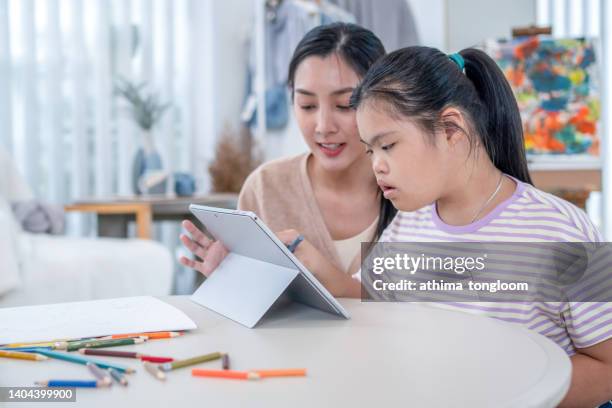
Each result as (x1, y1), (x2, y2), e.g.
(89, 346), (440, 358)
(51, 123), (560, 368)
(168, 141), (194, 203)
(277, 229), (362, 298)
(558, 338), (612, 407)
(180, 223), (363, 297)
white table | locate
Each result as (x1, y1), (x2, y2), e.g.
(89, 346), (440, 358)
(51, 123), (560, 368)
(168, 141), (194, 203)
(1, 297), (571, 407)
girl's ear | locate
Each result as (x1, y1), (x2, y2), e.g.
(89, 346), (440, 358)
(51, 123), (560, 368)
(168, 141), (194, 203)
(440, 107), (470, 147)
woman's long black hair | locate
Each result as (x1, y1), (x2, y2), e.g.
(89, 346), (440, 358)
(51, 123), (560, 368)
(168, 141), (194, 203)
(288, 23), (398, 241)
(350, 46), (533, 184)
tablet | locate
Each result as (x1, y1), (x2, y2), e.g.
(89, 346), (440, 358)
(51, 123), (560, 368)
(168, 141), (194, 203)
(189, 205), (350, 327)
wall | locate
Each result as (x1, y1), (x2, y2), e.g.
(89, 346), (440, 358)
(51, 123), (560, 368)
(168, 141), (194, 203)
(191, 0), (539, 168)
(408, 0), (445, 50)
(189, 0), (253, 191)
(211, 0), (253, 138)
(446, 0), (536, 51)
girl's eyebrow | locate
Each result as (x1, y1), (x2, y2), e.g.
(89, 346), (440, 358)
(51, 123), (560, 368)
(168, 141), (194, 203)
(360, 131), (396, 147)
(330, 87), (354, 96)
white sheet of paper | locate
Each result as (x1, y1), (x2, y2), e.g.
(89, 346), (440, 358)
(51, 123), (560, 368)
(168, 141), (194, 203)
(0, 296), (197, 344)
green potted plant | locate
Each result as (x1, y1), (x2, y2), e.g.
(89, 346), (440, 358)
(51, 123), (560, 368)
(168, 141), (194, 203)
(115, 77), (170, 194)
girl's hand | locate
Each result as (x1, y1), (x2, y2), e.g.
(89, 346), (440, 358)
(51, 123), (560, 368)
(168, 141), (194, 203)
(179, 220), (229, 277)
(276, 229), (358, 298)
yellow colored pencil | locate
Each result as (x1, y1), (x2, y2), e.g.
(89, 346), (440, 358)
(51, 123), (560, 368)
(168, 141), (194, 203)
(3, 341), (68, 349)
(0, 350), (48, 361)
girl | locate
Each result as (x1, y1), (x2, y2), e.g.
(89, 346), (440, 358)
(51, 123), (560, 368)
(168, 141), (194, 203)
(180, 23), (396, 279)
(289, 45), (612, 407)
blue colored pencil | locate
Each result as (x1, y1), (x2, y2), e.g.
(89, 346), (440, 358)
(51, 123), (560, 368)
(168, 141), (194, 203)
(0, 346), (53, 352)
(34, 350), (135, 373)
(36, 380), (105, 388)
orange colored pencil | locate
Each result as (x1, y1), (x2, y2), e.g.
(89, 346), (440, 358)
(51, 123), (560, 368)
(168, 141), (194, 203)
(191, 369), (260, 380)
(254, 369), (307, 378)
(106, 332), (182, 340)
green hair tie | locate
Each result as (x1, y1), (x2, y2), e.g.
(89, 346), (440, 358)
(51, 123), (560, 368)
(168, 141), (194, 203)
(448, 53), (465, 72)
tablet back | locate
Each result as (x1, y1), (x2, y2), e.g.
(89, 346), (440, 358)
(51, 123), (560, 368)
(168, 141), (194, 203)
(189, 205), (349, 327)
(192, 208), (297, 269)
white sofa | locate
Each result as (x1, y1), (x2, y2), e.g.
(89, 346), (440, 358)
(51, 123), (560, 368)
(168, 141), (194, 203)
(0, 149), (174, 307)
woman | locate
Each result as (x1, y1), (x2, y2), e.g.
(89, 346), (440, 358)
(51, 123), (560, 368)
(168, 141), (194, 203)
(180, 23), (396, 281)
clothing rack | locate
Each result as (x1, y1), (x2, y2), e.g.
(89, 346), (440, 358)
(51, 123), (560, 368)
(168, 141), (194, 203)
(253, 0), (268, 146)
(252, 0), (325, 148)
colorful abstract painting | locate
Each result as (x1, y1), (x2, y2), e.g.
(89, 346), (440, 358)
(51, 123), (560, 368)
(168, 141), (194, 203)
(486, 37), (600, 156)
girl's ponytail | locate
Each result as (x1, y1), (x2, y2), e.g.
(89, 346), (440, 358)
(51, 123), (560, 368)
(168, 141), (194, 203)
(351, 46), (533, 185)
(462, 49), (532, 184)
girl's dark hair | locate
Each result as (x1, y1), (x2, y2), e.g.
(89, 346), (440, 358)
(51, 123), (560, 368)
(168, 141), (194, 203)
(350, 46), (533, 184)
(288, 22), (397, 240)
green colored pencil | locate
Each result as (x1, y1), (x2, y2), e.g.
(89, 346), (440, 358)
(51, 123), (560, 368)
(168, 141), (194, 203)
(34, 349), (135, 373)
(160, 352), (222, 372)
(64, 338), (145, 352)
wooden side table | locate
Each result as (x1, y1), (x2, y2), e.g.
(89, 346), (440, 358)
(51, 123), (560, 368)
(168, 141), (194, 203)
(65, 203), (153, 239)
(65, 194), (238, 240)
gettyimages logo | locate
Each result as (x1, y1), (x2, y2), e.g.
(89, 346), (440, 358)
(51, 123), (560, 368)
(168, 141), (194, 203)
(361, 242), (602, 302)
(371, 253), (487, 275)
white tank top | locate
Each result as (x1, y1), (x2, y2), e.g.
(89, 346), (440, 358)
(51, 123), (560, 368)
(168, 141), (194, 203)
(333, 217), (379, 273)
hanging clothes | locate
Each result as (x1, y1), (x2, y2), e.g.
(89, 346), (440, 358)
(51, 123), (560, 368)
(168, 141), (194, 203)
(242, 0), (356, 130)
(319, 1), (356, 25)
(327, 0), (420, 51)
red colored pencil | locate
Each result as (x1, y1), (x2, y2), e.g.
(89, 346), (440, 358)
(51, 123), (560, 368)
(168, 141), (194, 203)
(140, 356), (173, 363)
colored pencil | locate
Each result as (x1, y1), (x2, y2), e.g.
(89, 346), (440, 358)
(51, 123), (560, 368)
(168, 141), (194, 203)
(79, 349), (173, 363)
(140, 356), (174, 363)
(0, 346), (53, 352)
(159, 352), (222, 372)
(36, 380), (107, 388)
(104, 332), (182, 340)
(0, 349), (48, 361)
(143, 361), (166, 381)
(4, 341), (69, 349)
(34, 350), (135, 373)
(254, 369), (307, 378)
(65, 338), (145, 352)
(80, 349), (139, 358)
(191, 369), (260, 380)
(107, 368), (128, 386)
(222, 353), (230, 370)
(86, 362), (112, 386)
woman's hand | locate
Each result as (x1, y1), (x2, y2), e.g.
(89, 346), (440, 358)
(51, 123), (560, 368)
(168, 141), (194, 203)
(179, 220), (228, 277)
(276, 229), (360, 298)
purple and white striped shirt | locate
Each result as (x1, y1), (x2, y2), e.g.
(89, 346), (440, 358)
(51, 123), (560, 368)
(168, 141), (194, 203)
(378, 176), (612, 355)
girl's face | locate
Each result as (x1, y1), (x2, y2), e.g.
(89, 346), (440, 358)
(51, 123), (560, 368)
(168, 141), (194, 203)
(293, 54), (366, 172)
(356, 104), (456, 212)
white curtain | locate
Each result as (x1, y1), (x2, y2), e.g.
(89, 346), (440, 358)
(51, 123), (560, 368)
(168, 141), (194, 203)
(0, 0), (197, 207)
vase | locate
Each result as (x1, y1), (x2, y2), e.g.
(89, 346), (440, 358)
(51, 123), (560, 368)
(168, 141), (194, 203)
(132, 130), (166, 195)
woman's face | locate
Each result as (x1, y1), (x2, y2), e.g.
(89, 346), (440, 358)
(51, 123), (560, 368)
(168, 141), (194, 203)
(293, 54), (366, 172)
(356, 103), (455, 212)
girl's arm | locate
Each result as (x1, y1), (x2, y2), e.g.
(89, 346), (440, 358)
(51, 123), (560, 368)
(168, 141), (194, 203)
(558, 338), (612, 407)
(277, 229), (362, 298)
